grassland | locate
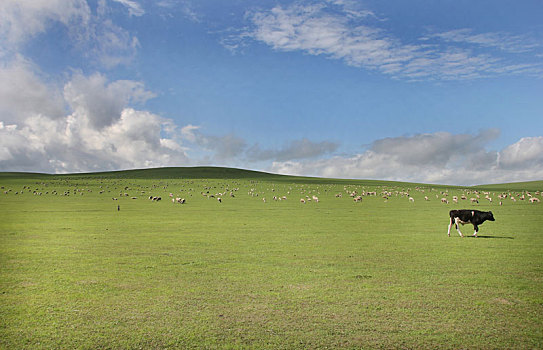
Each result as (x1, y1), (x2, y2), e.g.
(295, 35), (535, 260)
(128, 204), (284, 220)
(1, 167), (542, 349)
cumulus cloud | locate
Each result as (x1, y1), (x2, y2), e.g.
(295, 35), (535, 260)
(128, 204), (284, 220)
(0, 70), (189, 173)
(0, 107), (190, 173)
(498, 136), (543, 170)
(370, 129), (500, 167)
(64, 72), (155, 129)
(240, 2), (543, 80)
(270, 130), (543, 186)
(0, 57), (65, 123)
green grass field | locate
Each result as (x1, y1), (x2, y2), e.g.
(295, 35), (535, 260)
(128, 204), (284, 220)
(1, 167), (542, 349)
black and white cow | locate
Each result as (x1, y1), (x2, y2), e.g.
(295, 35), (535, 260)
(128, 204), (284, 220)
(448, 209), (495, 237)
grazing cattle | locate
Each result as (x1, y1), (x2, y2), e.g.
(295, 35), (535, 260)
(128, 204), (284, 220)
(530, 197), (540, 203)
(447, 209), (495, 237)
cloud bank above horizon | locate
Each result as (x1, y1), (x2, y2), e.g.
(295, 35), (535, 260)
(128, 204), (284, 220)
(0, 0), (542, 186)
(2, 78), (542, 185)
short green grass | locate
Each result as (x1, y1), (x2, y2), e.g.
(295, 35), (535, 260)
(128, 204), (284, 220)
(1, 167), (542, 349)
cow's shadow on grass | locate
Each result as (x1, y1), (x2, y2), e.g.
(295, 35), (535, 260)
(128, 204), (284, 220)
(467, 235), (514, 239)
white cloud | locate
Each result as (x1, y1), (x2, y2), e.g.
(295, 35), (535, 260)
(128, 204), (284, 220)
(241, 2), (543, 80)
(91, 18), (141, 68)
(249, 4), (409, 70)
(0, 0), (140, 69)
(0, 57), (65, 123)
(180, 125), (200, 143)
(64, 72), (155, 129)
(0, 71), (189, 173)
(2, 77), (542, 186)
(498, 136), (543, 170)
(155, 0), (200, 22)
(0, 0), (91, 48)
(0, 106), (191, 173)
(270, 130), (543, 186)
(112, 0), (145, 17)
(426, 29), (541, 54)
(370, 129), (500, 167)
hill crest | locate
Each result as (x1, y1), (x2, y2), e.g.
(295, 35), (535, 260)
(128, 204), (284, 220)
(0, 166), (541, 190)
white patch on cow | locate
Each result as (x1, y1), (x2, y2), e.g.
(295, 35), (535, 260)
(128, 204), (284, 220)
(454, 217), (464, 237)
(456, 217), (469, 225)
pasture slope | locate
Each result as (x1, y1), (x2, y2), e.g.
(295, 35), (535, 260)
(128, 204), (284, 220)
(1, 167), (542, 349)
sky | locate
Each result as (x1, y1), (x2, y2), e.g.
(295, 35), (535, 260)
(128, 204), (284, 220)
(0, 0), (542, 185)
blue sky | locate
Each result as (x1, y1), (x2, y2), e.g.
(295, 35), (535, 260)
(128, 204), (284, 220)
(1, 0), (542, 185)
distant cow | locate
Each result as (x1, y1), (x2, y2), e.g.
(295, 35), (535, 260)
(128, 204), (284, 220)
(448, 209), (495, 237)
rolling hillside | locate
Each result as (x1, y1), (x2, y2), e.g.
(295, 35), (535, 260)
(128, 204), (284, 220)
(1, 166), (541, 191)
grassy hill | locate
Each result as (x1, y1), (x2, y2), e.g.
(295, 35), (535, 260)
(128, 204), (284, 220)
(4, 166), (540, 190)
(474, 180), (543, 192)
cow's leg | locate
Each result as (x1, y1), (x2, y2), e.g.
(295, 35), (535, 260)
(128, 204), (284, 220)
(472, 224), (478, 237)
(447, 217), (453, 237)
(454, 218), (464, 237)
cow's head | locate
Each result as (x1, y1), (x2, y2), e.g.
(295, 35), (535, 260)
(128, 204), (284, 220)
(487, 211), (495, 221)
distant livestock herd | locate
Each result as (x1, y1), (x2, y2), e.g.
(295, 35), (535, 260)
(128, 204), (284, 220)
(1, 184), (541, 207)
